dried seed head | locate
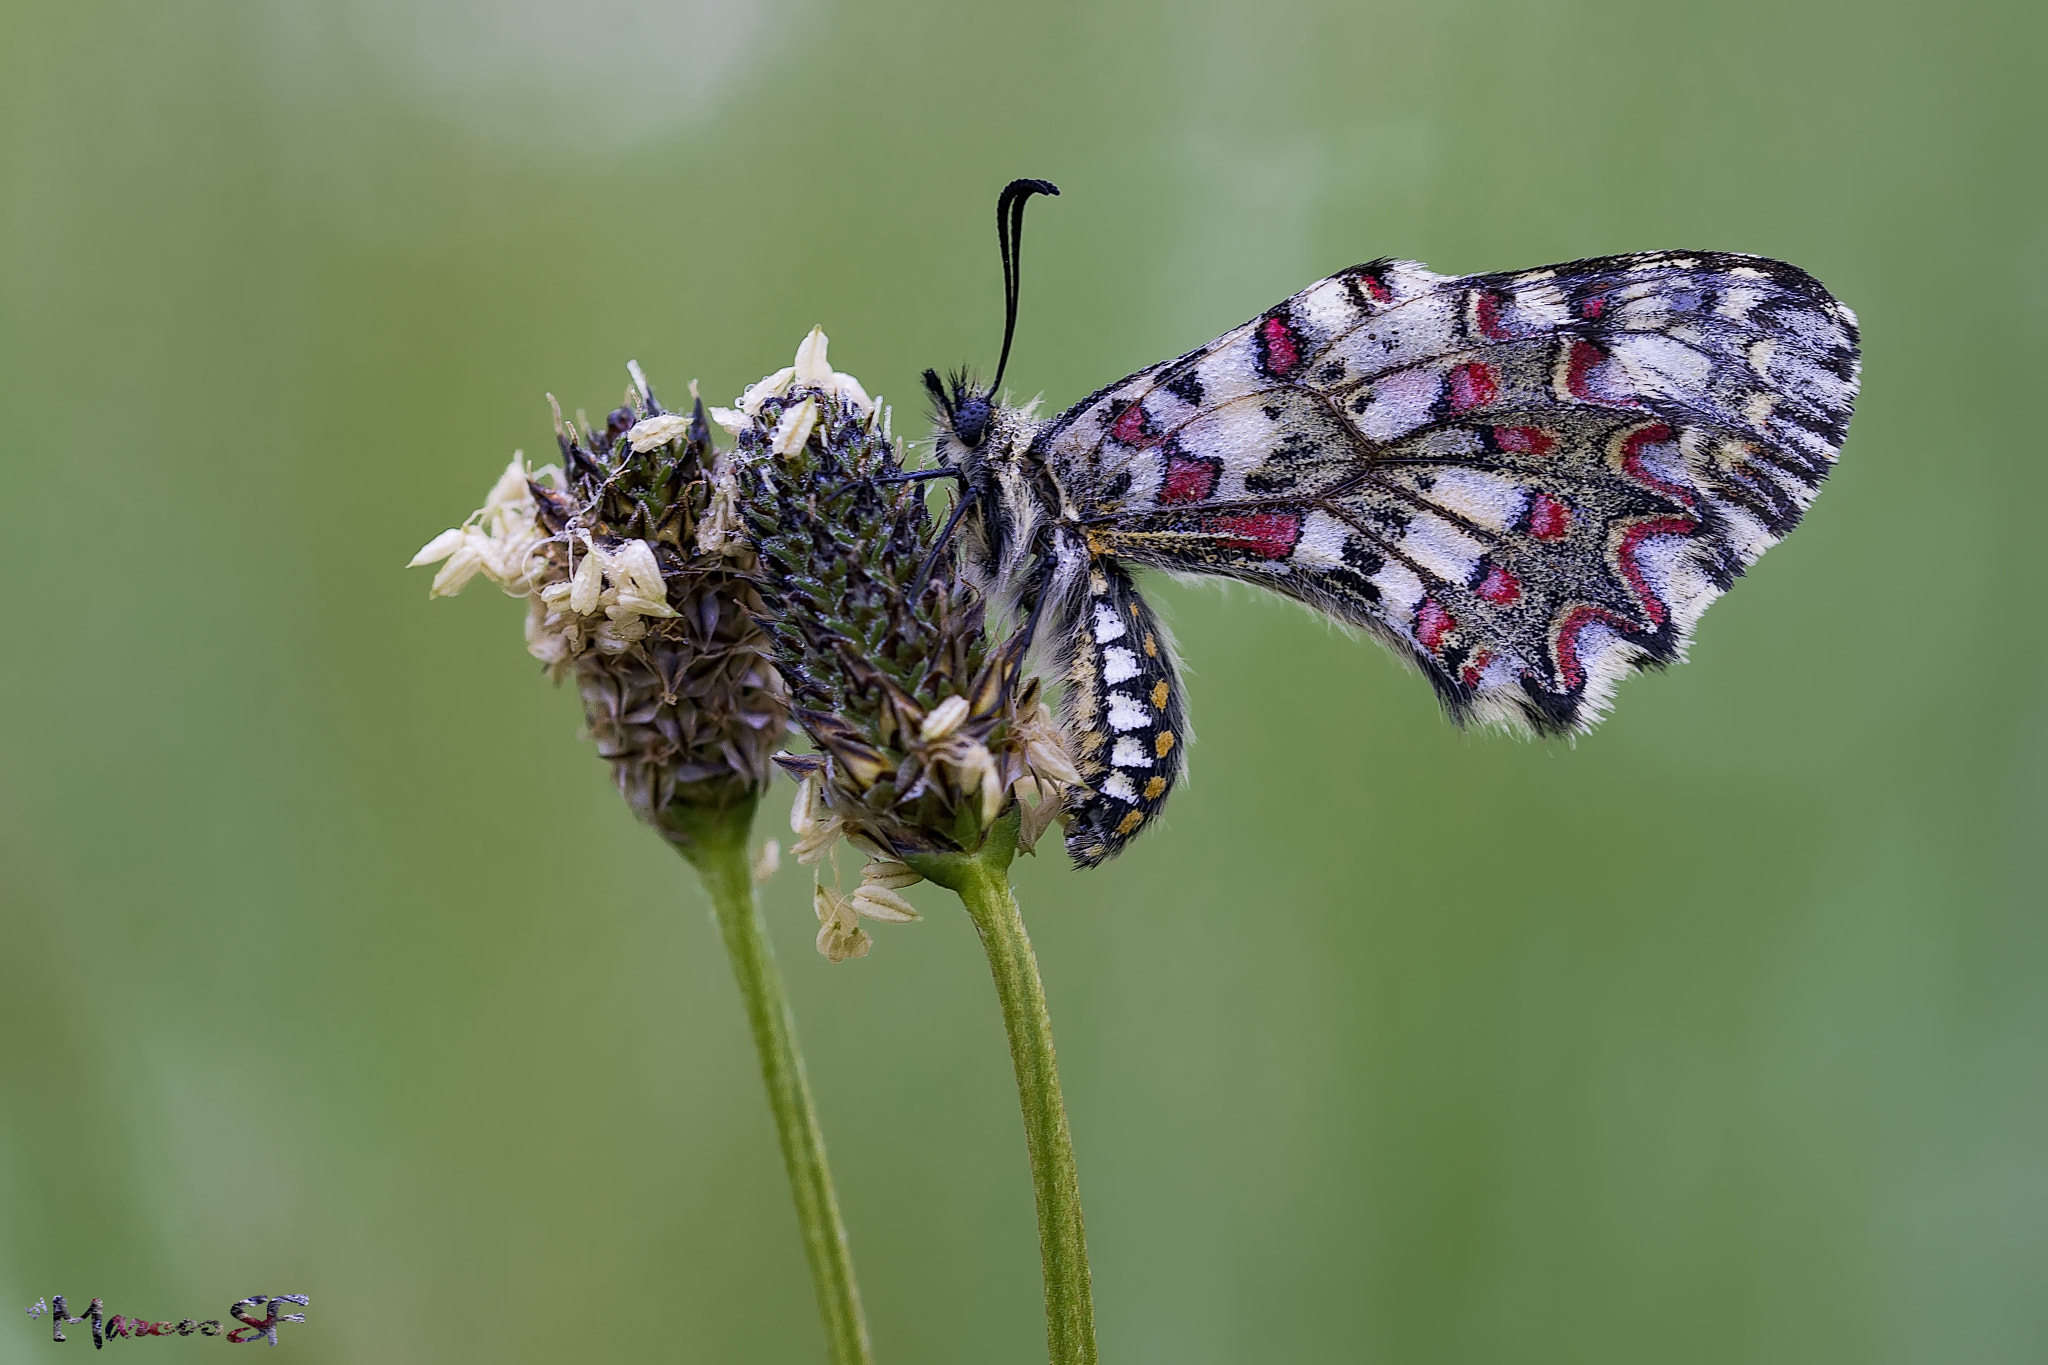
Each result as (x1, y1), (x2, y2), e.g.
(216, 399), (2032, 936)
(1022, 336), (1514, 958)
(411, 366), (789, 856)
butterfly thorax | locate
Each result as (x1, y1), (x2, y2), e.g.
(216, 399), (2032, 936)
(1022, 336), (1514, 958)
(933, 399), (1072, 615)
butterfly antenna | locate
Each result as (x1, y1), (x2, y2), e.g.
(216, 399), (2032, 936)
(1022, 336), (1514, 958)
(991, 178), (1060, 397)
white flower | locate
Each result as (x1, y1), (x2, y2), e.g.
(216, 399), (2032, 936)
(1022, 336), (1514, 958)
(789, 774), (847, 865)
(735, 328), (873, 423)
(739, 367), (797, 417)
(1019, 702), (1084, 787)
(399, 446), (684, 680)
(409, 527), (468, 568)
(599, 539), (677, 617)
(696, 465), (746, 557)
(791, 814), (845, 865)
(859, 856), (922, 891)
(919, 695), (970, 742)
(524, 598), (575, 674)
(770, 397), (819, 457)
(814, 884), (872, 963)
(834, 371), (873, 413)
(927, 736), (1002, 825)
(847, 884), (920, 923)
(793, 326), (833, 387)
(793, 326), (874, 413)
(514, 534), (678, 625)
(847, 856), (922, 923)
(432, 538), (489, 596)
(592, 613), (647, 654)
(626, 359), (655, 407)
(751, 839), (781, 885)
(811, 854), (925, 960)
(626, 412), (691, 452)
(411, 528), (487, 596)
(970, 745), (1005, 824)
(790, 771), (821, 832)
(1012, 704), (1081, 853)
(568, 547), (603, 614)
(410, 455), (552, 597)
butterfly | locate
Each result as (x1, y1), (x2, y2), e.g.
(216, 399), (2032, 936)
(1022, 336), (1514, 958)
(921, 181), (1861, 867)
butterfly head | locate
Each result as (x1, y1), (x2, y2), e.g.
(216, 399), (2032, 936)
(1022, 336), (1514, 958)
(920, 363), (1049, 612)
(922, 366), (995, 452)
(923, 362), (1035, 501)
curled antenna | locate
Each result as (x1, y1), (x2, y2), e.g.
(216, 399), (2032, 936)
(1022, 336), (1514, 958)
(991, 178), (1059, 397)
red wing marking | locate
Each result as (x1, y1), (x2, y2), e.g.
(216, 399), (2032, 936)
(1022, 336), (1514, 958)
(1527, 492), (1572, 542)
(1111, 403), (1155, 447)
(1565, 339), (1605, 399)
(1476, 562), (1522, 605)
(1580, 294), (1607, 319)
(1209, 512), (1301, 559)
(1617, 423), (1696, 509)
(1460, 648), (1495, 688)
(1352, 267), (1393, 303)
(1415, 597), (1456, 652)
(1160, 452), (1221, 505)
(1475, 291), (1509, 340)
(1258, 315), (1303, 378)
(1493, 424), (1556, 456)
(1448, 362), (1499, 412)
(1614, 517), (1699, 627)
(1554, 604), (1633, 689)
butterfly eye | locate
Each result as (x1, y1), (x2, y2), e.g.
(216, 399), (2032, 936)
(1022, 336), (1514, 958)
(953, 394), (992, 448)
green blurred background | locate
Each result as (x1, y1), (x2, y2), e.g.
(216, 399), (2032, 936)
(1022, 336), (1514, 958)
(2, 0), (2041, 1360)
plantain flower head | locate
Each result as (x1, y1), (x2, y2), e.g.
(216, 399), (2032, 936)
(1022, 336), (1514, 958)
(716, 332), (1080, 957)
(410, 369), (788, 854)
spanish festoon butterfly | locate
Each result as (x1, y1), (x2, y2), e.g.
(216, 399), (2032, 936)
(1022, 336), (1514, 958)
(921, 180), (1861, 867)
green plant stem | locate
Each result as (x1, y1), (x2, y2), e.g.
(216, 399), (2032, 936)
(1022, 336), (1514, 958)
(681, 811), (873, 1365)
(910, 817), (1096, 1365)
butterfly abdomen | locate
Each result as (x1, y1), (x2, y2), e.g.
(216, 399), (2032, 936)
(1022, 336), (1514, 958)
(1058, 559), (1188, 868)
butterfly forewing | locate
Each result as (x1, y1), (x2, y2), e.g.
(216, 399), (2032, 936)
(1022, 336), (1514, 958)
(1039, 250), (1860, 735)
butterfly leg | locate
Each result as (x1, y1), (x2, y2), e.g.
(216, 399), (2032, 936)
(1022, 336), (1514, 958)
(911, 485), (979, 595)
(997, 550), (1067, 692)
(826, 466), (965, 499)
(1056, 558), (1188, 867)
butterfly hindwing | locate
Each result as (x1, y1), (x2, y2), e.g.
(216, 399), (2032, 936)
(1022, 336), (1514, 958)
(1056, 557), (1189, 868)
(1037, 251), (1860, 733)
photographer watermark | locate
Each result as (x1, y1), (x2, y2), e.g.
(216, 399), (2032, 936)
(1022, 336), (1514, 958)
(25, 1295), (308, 1346)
